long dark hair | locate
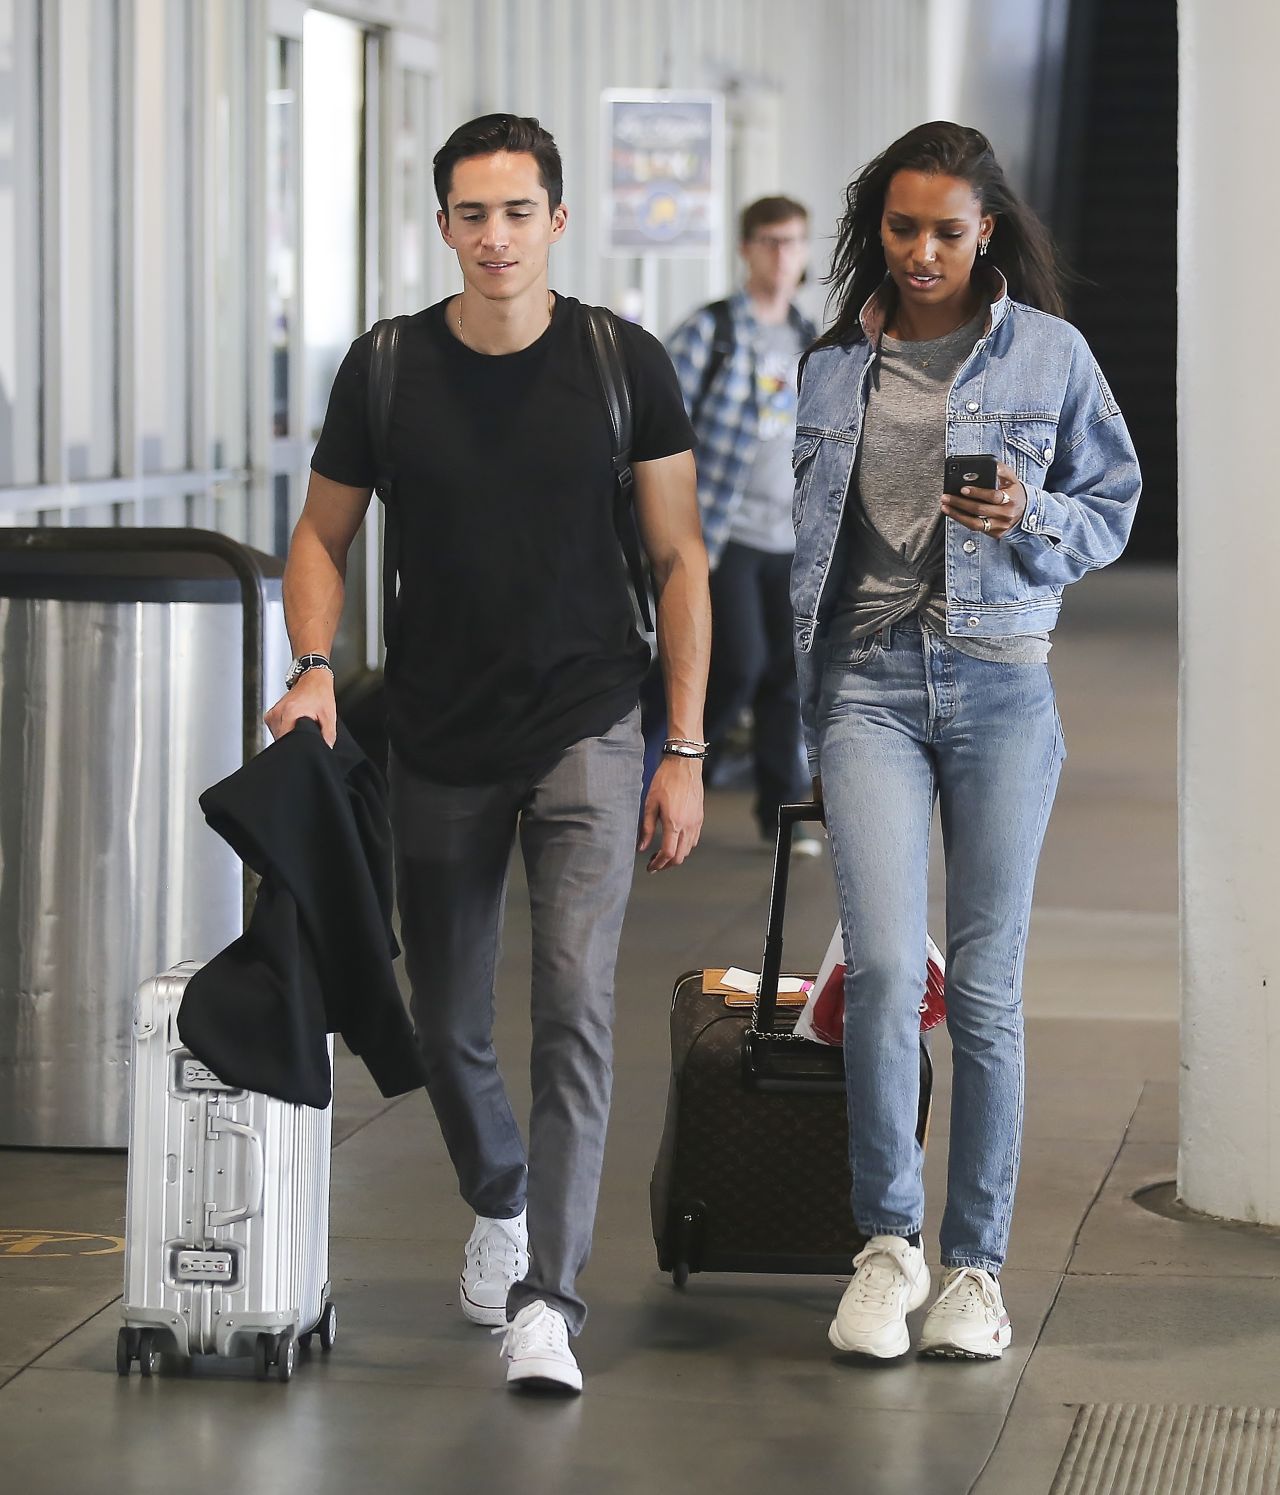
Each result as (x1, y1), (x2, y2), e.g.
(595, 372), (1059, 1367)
(815, 121), (1064, 350)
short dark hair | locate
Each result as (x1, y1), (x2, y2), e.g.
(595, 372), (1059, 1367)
(740, 195), (808, 243)
(432, 113), (564, 215)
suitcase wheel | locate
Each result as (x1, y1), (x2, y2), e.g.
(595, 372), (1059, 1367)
(254, 1330), (296, 1383)
(115, 1327), (140, 1376)
(669, 1206), (701, 1289)
(300, 1300), (337, 1355)
(318, 1299), (337, 1352)
(136, 1329), (161, 1378)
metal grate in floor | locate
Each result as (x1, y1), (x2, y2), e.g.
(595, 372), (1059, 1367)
(1051, 1405), (1280, 1494)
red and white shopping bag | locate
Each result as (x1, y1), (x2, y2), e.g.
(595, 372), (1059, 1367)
(794, 924), (947, 1045)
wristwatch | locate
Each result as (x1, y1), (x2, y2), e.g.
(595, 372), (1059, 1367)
(284, 652), (334, 690)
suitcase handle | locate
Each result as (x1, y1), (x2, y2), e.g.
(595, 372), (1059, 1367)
(205, 1119), (265, 1228)
(750, 802), (825, 1036)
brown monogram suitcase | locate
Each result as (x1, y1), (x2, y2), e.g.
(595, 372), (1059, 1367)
(650, 804), (933, 1281)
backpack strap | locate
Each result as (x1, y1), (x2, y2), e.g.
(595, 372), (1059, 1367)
(690, 298), (735, 428)
(367, 316), (407, 652)
(583, 305), (654, 633)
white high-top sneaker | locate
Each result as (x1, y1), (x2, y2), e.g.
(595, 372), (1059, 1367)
(459, 1211), (528, 1327)
(495, 1300), (582, 1393)
(918, 1266), (1012, 1360)
(827, 1234), (931, 1359)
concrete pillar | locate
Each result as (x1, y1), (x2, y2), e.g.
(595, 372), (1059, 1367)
(1178, 0), (1280, 1222)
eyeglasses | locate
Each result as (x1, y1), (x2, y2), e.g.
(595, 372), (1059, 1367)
(748, 233), (808, 251)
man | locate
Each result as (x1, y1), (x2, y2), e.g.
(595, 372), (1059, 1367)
(265, 114), (710, 1395)
(665, 197), (819, 854)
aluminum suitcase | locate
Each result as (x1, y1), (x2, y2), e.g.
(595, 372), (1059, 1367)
(117, 961), (336, 1381)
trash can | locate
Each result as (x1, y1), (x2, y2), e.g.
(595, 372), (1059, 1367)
(0, 529), (287, 1148)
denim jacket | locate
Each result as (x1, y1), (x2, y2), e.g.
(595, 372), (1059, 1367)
(791, 275), (1142, 770)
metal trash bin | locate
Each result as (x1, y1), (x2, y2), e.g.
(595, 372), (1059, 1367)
(0, 530), (287, 1148)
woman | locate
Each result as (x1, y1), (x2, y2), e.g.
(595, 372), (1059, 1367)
(792, 122), (1140, 1360)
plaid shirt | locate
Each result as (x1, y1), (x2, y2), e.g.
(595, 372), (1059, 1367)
(666, 289), (817, 568)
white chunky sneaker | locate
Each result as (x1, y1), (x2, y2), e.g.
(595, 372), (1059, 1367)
(918, 1267), (1012, 1360)
(459, 1211), (528, 1327)
(828, 1235), (931, 1359)
(495, 1300), (582, 1394)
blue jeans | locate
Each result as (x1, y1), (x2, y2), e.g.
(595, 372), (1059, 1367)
(817, 618), (1065, 1272)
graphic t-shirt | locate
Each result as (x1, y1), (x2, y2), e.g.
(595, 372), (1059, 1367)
(728, 319), (805, 554)
(310, 294), (694, 785)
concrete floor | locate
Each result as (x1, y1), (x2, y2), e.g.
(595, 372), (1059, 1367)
(6, 563), (1268, 1495)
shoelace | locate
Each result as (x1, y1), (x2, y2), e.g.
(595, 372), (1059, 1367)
(932, 1267), (1000, 1319)
(493, 1304), (566, 1358)
(471, 1222), (523, 1278)
(847, 1245), (913, 1311)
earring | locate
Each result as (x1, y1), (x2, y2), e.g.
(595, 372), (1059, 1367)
(978, 237), (990, 257)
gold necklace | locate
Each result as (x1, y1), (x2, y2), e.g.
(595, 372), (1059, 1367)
(456, 291), (554, 349)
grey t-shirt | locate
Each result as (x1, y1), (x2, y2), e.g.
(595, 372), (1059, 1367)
(829, 312), (1049, 664)
(728, 319), (805, 554)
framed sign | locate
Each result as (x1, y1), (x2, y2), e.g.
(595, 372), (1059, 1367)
(600, 90), (725, 257)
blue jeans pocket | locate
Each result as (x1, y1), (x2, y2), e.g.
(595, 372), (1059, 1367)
(825, 633), (883, 669)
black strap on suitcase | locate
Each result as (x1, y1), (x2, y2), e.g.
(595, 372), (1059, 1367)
(650, 803), (934, 1281)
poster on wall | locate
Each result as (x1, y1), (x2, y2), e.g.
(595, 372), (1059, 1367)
(600, 90), (725, 257)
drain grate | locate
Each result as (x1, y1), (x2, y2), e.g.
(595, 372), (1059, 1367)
(1051, 1405), (1280, 1494)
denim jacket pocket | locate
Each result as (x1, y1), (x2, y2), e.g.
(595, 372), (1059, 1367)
(791, 431), (823, 528)
(1002, 418), (1060, 486)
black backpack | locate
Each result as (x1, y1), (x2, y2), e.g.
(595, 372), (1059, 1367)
(365, 304), (653, 651)
(689, 298), (735, 429)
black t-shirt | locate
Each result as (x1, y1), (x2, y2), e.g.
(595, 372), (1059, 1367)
(311, 293), (694, 785)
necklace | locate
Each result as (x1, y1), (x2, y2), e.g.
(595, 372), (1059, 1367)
(456, 291), (554, 350)
(892, 317), (973, 370)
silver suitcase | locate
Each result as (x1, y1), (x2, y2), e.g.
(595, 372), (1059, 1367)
(117, 961), (336, 1382)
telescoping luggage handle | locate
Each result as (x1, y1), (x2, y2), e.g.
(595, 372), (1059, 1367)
(751, 801), (825, 1035)
(742, 802), (848, 1093)
(0, 527), (269, 925)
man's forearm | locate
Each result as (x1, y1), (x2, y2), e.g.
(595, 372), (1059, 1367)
(653, 548), (711, 742)
(283, 520), (348, 657)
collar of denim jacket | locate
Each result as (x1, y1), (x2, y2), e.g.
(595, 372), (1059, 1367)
(857, 269), (1011, 345)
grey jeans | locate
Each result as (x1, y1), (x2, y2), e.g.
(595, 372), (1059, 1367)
(388, 707), (643, 1335)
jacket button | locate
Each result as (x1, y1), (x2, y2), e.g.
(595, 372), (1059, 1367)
(967, 616), (980, 627)
(963, 540), (977, 554)
(1043, 445), (1053, 462)
(966, 401), (980, 412)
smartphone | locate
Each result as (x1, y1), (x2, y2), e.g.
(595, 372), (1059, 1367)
(943, 454), (998, 496)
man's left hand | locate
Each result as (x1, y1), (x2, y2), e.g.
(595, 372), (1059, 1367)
(639, 757), (704, 872)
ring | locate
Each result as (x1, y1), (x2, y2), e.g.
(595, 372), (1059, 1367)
(982, 515), (992, 533)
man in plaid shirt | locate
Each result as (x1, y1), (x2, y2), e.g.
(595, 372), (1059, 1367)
(665, 196), (821, 852)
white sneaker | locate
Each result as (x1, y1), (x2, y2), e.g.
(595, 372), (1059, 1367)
(793, 825), (825, 859)
(459, 1211), (528, 1327)
(918, 1267), (1012, 1360)
(828, 1235), (931, 1359)
(495, 1300), (582, 1393)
